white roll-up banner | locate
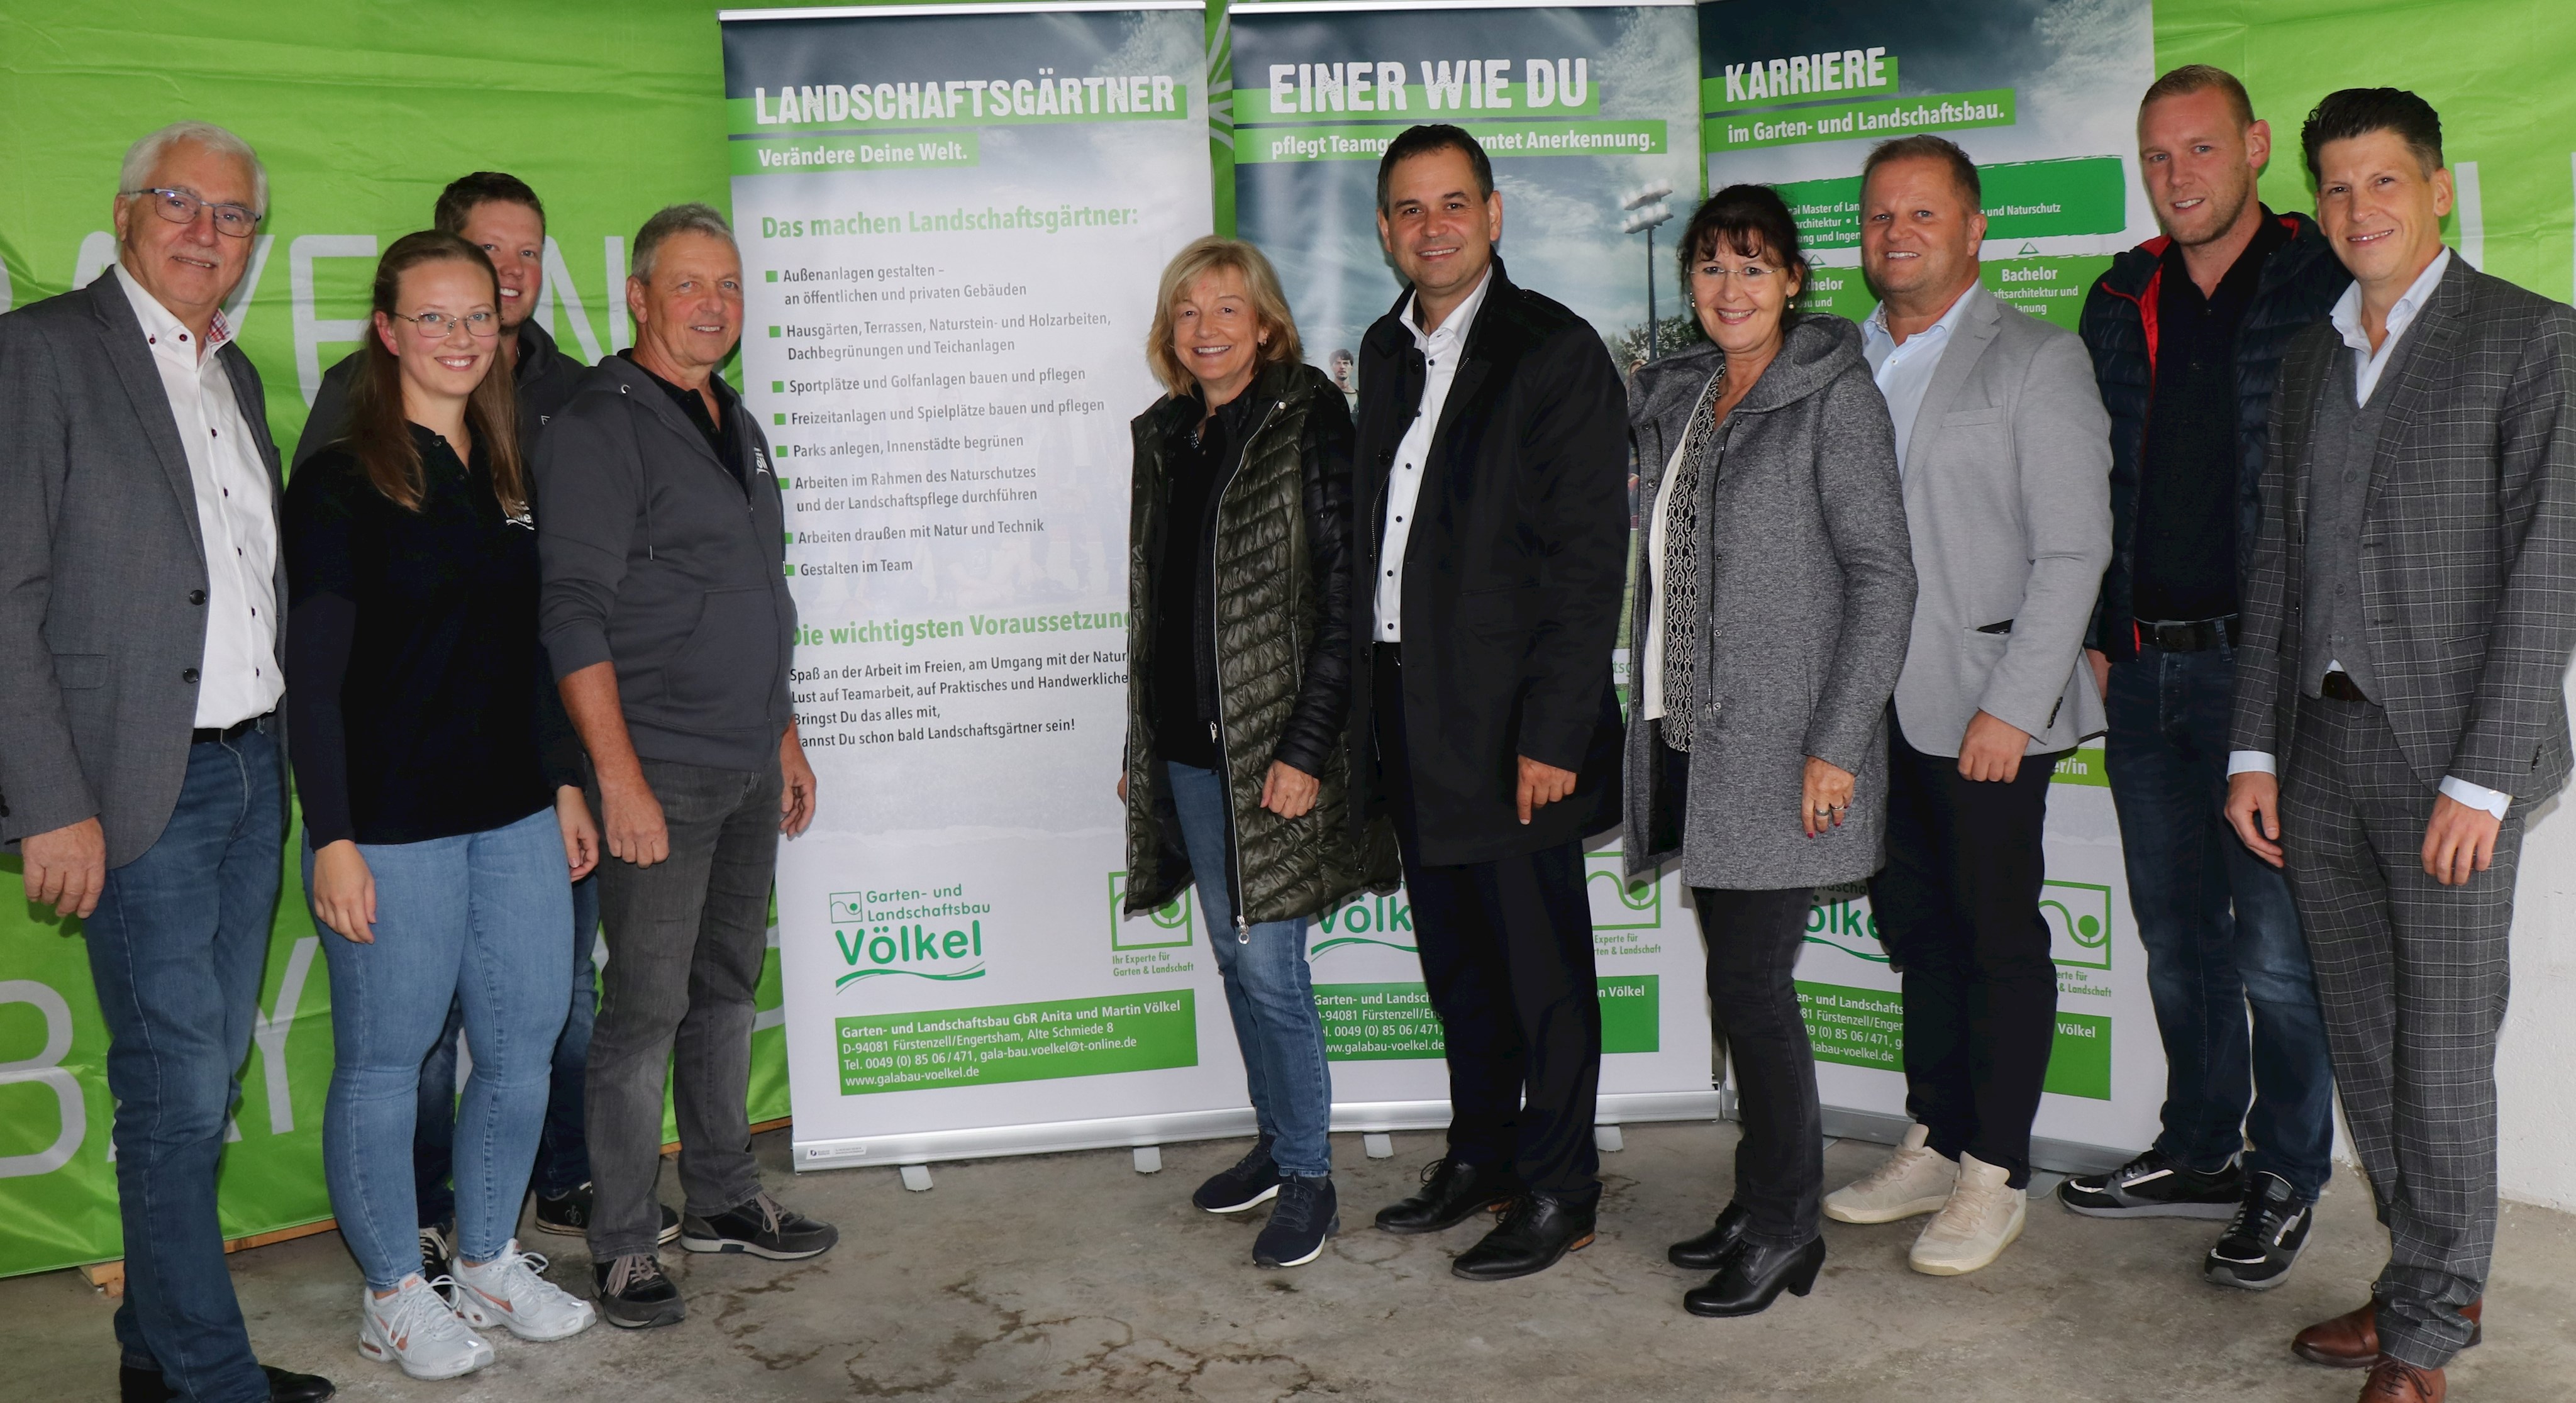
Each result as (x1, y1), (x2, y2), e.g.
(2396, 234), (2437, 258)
(1700, 0), (2163, 1170)
(1228, 0), (1723, 1135)
(724, 1), (1248, 1170)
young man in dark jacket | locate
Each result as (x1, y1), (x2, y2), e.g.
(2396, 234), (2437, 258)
(536, 204), (830, 1328)
(2061, 65), (2350, 1291)
(1351, 125), (1629, 1282)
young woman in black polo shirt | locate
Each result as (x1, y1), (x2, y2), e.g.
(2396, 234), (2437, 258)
(286, 231), (599, 1378)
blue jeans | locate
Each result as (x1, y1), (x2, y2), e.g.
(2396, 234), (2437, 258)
(2106, 645), (2334, 1199)
(84, 724), (284, 1403)
(311, 808), (572, 1287)
(415, 875), (599, 1223)
(1164, 761), (1333, 1177)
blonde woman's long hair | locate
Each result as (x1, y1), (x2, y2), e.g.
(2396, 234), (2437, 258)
(1145, 236), (1304, 398)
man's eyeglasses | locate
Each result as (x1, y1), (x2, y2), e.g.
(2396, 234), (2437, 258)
(391, 309), (502, 339)
(125, 187), (260, 238)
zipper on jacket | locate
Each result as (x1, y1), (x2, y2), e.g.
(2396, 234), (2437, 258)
(1211, 396), (1286, 941)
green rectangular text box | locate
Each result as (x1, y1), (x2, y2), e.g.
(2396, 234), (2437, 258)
(835, 990), (1196, 1095)
(1241, 119), (1663, 165)
(1701, 54), (1897, 113)
(1236, 80), (1597, 125)
(1704, 87), (2014, 153)
(1315, 977), (1660, 1061)
(1775, 158), (2125, 252)
(1797, 980), (2112, 1099)
(733, 133), (977, 176)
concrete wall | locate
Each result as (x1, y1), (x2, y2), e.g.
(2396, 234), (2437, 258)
(2498, 665), (2576, 1210)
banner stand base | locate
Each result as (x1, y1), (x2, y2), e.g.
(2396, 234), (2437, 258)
(1362, 1134), (1395, 1158)
(1817, 1106), (2136, 1178)
(794, 1092), (1725, 1175)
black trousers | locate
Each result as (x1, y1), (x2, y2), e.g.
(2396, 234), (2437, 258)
(1377, 644), (1602, 1197)
(1868, 717), (2059, 1187)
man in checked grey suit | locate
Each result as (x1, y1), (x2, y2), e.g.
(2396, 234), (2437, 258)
(1818, 135), (2112, 1278)
(0, 124), (333, 1402)
(2226, 89), (2576, 1403)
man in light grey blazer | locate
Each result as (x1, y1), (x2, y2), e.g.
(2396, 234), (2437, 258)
(2227, 90), (2576, 1403)
(1818, 136), (2112, 1278)
(0, 124), (333, 1403)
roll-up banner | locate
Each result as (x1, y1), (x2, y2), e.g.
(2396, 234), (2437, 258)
(1229, 0), (1723, 1135)
(722, 2), (1249, 1170)
(1700, 0), (2163, 1170)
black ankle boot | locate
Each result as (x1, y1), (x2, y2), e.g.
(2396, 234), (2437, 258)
(1682, 1235), (1825, 1317)
(1668, 1202), (1752, 1270)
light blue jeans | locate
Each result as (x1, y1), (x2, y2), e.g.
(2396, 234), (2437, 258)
(1165, 761), (1333, 1177)
(311, 807), (572, 1287)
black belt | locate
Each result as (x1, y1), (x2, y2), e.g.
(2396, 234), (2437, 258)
(2133, 616), (2236, 653)
(191, 714), (265, 745)
(2319, 670), (2372, 703)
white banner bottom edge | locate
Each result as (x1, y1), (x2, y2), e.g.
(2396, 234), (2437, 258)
(791, 1090), (1726, 1170)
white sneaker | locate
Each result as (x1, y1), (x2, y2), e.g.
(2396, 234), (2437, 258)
(452, 1239), (599, 1341)
(1823, 1123), (1959, 1224)
(1909, 1151), (2027, 1275)
(357, 1275), (494, 1380)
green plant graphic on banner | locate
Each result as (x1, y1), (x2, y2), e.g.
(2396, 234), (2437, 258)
(2042, 881), (2114, 972)
(1106, 873), (1195, 951)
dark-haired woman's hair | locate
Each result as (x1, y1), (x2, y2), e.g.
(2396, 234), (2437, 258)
(340, 230), (525, 515)
(1676, 183), (1811, 323)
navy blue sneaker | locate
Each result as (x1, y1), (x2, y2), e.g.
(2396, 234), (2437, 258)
(1254, 1175), (1338, 1268)
(1193, 1136), (1282, 1214)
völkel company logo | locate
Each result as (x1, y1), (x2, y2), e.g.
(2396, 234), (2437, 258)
(830, 885), (992, 990)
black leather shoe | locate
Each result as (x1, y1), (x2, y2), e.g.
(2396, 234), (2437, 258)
(1375, 1158), (1519, 1235)
(1682, 1235), (1824, 1317)
(1451, 1191), (1597, 1281)
(1668, 1202), (1752, 1270)
(121, 1363), (336, 1403)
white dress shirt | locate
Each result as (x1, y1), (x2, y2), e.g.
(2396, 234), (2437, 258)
(1640, 435), (1692, 722)
(2224, 248), (2509, 818)
(1862, 283), (1977, 477)
(117, 265), (282, 728)
(1375, 267), (1494, 642)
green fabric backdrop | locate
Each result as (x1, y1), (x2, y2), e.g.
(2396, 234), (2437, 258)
(4, 0), (2571, 1277)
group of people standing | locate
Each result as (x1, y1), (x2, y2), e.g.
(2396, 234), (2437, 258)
(4, 135), (831, 1399)
(1119, 70), (2572, 1403)
(2, 58), (2567, 1403)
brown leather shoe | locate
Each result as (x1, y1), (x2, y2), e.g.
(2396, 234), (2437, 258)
(2292, 1299), (2482, 1368)
(2357, 1358), (2444, 1402)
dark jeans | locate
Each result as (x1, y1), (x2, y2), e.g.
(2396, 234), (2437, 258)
(583, 755), (779, 1261)
(415, 874), (601, 1226)
(83, 723), (284, 1403)
(1695, 886), (1824, 1247)
(2106, 645), (2334, 1199)
(1870, 718), (2058, 1189)
(1376, 643), (1601, 1199)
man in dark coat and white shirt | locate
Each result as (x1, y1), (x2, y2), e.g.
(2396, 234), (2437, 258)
(2227, 89), (2576, 1403)
(1349, 125), (1630, 1282)
(0, 121), (333, 1403)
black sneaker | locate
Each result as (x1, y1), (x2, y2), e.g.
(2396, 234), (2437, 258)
(533, 1183), (682, 1245)
(2204, 1171), (2313, 1291)
(679, 1190), (840, 1260)
(1253, 1175), (1338, 1268)
(2057, 1150), (2242, 1219)
(593, 1251), (686, 1329)
(1193, 1136), (1283, 1214)
(417, 1221), (454, 1300)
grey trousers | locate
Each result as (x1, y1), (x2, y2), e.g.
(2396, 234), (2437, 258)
(2280, 695), (2521, 1370)
(583, 754), (782, 1261)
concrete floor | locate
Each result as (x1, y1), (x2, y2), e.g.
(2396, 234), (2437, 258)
(7, 1122), (2575, 1402)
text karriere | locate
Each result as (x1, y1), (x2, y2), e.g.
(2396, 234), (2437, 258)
(750, 74), (1182, 123)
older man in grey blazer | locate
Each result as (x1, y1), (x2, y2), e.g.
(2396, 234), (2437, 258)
(1819, 136), (2112, 1278)
(2226, 91), (2576, 1403)
(0, 124), (332, 1403)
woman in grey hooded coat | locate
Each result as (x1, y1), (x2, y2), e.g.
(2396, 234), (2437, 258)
(1623, 185), (1916, 1317)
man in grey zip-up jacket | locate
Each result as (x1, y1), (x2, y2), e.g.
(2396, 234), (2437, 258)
(535, 204), (832, 1329)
